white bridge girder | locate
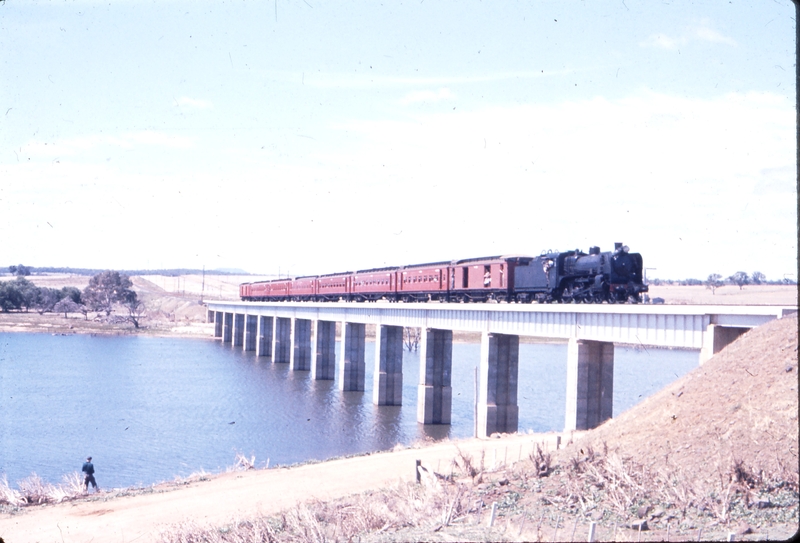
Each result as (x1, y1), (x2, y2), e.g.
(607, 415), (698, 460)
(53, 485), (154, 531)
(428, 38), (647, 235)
(206, 302), (794, 350)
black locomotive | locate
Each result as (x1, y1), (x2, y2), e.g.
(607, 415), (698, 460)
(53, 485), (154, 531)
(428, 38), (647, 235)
(513, 243), (647, 303)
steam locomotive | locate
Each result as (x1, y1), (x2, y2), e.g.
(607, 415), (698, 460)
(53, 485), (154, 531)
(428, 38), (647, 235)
(240, 242), (648, 304)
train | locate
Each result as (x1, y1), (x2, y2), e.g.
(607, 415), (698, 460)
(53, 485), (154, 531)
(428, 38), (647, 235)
(239, 242), (648, 304)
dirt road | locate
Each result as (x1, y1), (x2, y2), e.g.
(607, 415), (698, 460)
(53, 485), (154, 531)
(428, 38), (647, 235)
(0, 433), (566, 543)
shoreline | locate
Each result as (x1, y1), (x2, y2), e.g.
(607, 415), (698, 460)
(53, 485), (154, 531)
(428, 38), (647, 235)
(1, 431), (564, 508)
(0, 432), (568, 541)
(0, 321), (700, 350)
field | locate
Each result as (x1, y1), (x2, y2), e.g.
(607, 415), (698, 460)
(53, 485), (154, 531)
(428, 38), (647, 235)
(646, 284), (797, 306)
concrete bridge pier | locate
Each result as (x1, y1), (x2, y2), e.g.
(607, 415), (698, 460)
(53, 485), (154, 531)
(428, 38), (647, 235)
(272, 317), (291, 363)
(565, 338), (614, 431)
(214, 311), (223, 338)
(417, 328), (453, 424)
(373, 325), (404, 406)
(339, 322), (366, 391)
(222, 312), (233, 343)
(312, 320), (336, 380)
(700, 324), (748, 365)
(290, 318), (312, 371)
(256, 316), (273, 358)
(477, 332), (520, 437)
(244, 315), (257, 351)
(232, 313), (245, 347)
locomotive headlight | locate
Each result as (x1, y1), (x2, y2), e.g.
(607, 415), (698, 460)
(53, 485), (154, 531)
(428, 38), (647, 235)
(622, 245), (629, 253)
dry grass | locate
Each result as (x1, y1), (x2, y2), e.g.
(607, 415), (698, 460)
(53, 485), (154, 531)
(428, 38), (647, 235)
(155, 441), (798, 543)
(0, 472), (87, 507)
(0, 453), (259, 511)
(155, 446), (518, 543)
(157, 454), (491, 543)
(227, 453), (258, 472)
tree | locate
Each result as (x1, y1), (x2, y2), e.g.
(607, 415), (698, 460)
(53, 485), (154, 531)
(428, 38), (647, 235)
(9, 264), (31, 276)
(122, 290), (146, 329)
(53, 298), (84, 318)
(404, 327), (420, 352)
(728, 271), (749, 290)
(0, 281), (24, 311)
(82, 271), (135, 316)
(13, 277), (38, 312)
(705, 273), (724, 295)
(751, 271), (766, 285)
(59, 286), (82, 304)
(33, 287), (61, 314)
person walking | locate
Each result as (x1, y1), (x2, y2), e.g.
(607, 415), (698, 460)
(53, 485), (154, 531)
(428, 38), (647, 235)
(82, 456), (98, 492)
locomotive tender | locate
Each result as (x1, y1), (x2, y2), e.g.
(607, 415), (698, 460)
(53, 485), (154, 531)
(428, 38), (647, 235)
(239, 242), (648, 304)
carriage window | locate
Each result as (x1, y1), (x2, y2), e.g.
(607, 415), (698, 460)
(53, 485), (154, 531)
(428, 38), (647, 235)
(462, 267), (469, 288)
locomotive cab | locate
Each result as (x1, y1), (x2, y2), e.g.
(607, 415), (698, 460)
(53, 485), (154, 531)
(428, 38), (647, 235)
(512, 251), (561, 302)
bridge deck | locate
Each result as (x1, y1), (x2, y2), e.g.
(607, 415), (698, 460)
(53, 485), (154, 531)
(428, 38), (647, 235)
(205, 301), (795, 350)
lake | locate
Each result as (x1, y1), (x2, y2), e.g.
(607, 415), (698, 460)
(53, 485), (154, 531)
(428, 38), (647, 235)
(0, 332), (697, 489)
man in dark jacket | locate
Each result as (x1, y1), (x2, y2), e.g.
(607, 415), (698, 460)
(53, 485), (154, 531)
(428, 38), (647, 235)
(82, 456), (98, 492)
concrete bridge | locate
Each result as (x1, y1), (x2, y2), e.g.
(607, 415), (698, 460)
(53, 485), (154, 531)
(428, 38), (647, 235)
(205, 301), (795, 438)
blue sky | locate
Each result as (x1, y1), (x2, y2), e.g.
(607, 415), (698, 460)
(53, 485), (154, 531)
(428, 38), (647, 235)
(1, 0), (796, 280)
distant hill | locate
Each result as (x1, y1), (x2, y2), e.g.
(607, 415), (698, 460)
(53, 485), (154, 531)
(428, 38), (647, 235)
(209, 268), (249, 274)
(3, 266), (254, 277)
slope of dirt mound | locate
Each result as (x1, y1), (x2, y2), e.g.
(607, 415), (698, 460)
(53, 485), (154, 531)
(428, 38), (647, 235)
(131, 276), (208, 325)
(574, 314), (798, 488)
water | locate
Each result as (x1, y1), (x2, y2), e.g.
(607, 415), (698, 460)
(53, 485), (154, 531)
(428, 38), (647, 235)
(0, 332), (697, 489)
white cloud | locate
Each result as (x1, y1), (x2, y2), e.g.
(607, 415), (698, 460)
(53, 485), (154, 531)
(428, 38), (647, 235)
(20, 131), (194, 158)
(399, 88), (455, 105)
(1, 91), (794, 277)
(641, 24), (736, 50)
(176, 96), (213, 109)
(641, 33), (684, 50)
(124, 131), (194, 148)
(693, 26), (736, 46)
(299, 69), (572, 90)
(315, 90), (795, 277)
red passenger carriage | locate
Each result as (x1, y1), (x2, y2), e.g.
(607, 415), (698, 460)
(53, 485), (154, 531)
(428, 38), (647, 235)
(351, 267), (396, 301)
(396, 261), (449, 302)
(317, 272), (350, 301)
